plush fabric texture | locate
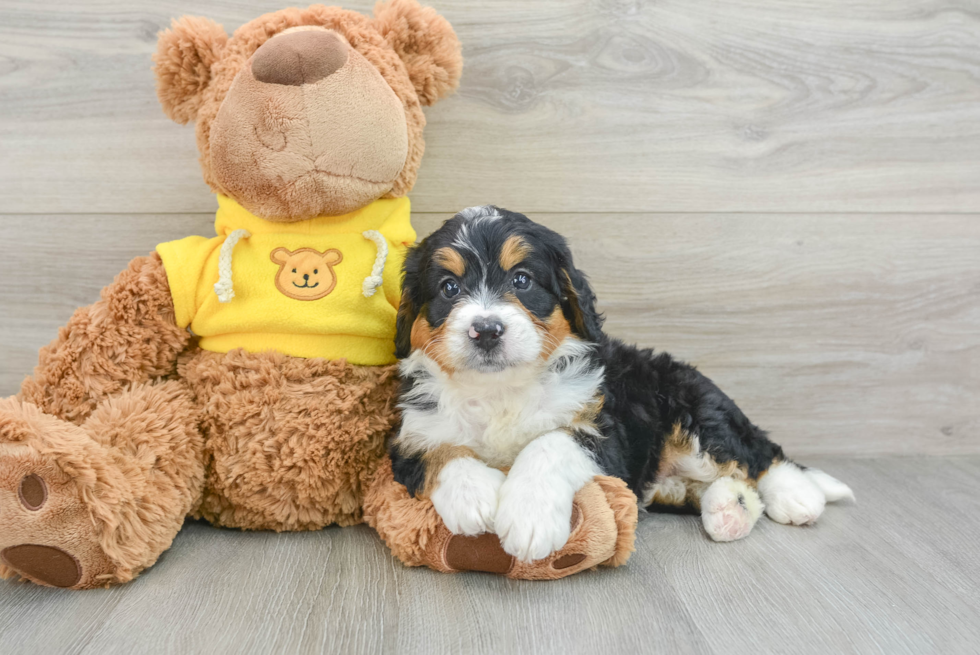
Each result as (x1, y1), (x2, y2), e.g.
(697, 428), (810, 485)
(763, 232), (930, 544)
(363, 457), (639, 579)
(19, 253), (190, 425)
(154, 16), (229, 124)
(209, 29), (411, 218)
(373, 0), (463, 106)
(154, 1), (463, 218)
(157, 195), (415, 364)
(181, 350), (399, 530)
(0, 381), (204, 589)
(1, 246), (400, 587)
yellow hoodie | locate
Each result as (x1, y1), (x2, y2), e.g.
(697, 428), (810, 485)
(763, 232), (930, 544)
(156, 195), (415, 365)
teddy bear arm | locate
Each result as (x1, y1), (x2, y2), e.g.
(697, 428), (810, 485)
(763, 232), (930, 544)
(18, 253), (191, 424)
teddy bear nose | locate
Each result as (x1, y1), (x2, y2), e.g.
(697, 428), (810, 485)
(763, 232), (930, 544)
(251, 30), (349, 86)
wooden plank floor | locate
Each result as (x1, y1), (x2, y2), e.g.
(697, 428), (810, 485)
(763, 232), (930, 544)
(1, 0), (978, 457)
(1, 456), (978, 655)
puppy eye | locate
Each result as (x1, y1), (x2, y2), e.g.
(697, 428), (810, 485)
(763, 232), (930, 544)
(313, 269), (318, 274)
(292, 268), (297, 273)
(441, 279), (461, 299)
(512, 272), (531, 290)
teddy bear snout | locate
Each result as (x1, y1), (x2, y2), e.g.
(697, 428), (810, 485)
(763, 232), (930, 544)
(252, 29), (349, 87)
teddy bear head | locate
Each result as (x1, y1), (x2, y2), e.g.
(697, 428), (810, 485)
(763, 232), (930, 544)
(153, 1), (461, 221)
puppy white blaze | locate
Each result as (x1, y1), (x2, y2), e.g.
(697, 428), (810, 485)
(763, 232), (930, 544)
(758, 461), (826, 526)
(430, 457), (506, 536)
(495, 430), (600, 562)
(397, 339), (603, 467)
(451, 223), (480, 261)
(457, 205), (501, 222)
(443, 291), (541, 372)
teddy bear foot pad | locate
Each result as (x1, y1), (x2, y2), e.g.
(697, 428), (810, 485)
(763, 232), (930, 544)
(435, 500), (609, 579)
(442, 507), (588, 576)
(0, 451), (115, 589)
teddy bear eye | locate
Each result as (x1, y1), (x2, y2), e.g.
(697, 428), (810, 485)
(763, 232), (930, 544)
(314, 269), (318, 275)
(292, 268), (297, 273)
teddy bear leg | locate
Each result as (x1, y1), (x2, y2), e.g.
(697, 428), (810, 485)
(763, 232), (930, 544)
(0, 381), (204, 589)
(363, 458), (638, 580)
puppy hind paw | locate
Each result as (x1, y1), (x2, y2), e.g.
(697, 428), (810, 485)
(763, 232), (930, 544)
(701, 477), (762, 542)
(759, 461), (826, 526)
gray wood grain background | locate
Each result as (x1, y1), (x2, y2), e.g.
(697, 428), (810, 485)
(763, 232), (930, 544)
(0, 0), (978, 457)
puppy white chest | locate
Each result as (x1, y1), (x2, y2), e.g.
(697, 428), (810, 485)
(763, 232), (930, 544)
(398, 347), (603, 468)
(453, 383), (566, 465)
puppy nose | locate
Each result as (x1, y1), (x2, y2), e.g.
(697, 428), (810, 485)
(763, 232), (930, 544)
(251, 30), (349, 86)
(469, 319), (505, 351)
(303, 273), (310, 280)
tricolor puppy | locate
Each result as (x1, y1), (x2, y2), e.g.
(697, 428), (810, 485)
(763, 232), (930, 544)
(390, 206), (854, 562)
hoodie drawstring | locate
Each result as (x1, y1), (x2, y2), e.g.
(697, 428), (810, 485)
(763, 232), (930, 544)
(214, 229), (251, 303)
(361, 230), (387, 298)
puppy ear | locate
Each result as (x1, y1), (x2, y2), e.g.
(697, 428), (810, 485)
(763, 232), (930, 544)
(395, 243), (425, 359)
(373, 0), (463, 106)
(560, 265), (604, 343)
(153, 16), (228, 124)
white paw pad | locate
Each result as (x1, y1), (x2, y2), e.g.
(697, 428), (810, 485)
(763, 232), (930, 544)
(701, 477), (762, 542)
(759, 461), (826, 525)
(430, 458), (506, 536)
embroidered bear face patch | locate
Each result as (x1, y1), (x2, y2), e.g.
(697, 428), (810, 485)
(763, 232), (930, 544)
(270, 247), (343, 301)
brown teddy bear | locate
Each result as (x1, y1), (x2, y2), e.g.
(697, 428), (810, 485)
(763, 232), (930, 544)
(0, 1), (636, 590)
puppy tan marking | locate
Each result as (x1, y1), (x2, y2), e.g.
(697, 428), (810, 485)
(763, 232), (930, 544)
(645, 423), (750, 511)
(499, 235), (532, 271)
(532, 306), (573, 360)
(560, 269), (589, 336)
(571, 394), (604, 435)
(433, 247), (465, 276)
(410, 315), (453, 373)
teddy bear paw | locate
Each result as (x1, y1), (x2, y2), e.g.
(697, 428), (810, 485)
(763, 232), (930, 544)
(0, 411), (116, 589)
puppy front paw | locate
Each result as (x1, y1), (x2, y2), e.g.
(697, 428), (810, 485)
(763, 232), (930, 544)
(495, 477), (575, 562)
(430, 458), (505, 536)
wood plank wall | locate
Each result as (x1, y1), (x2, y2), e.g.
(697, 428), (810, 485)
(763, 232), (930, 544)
(1, 1), (977, 455)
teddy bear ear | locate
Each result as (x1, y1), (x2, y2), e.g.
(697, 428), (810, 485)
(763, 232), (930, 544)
(270, 247), (290, 265)
(153, 16), (228, 124)
(372, 0), (463, 106)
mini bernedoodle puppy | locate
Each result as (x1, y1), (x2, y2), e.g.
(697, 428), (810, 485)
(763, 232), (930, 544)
(389, 206), (854, 562)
